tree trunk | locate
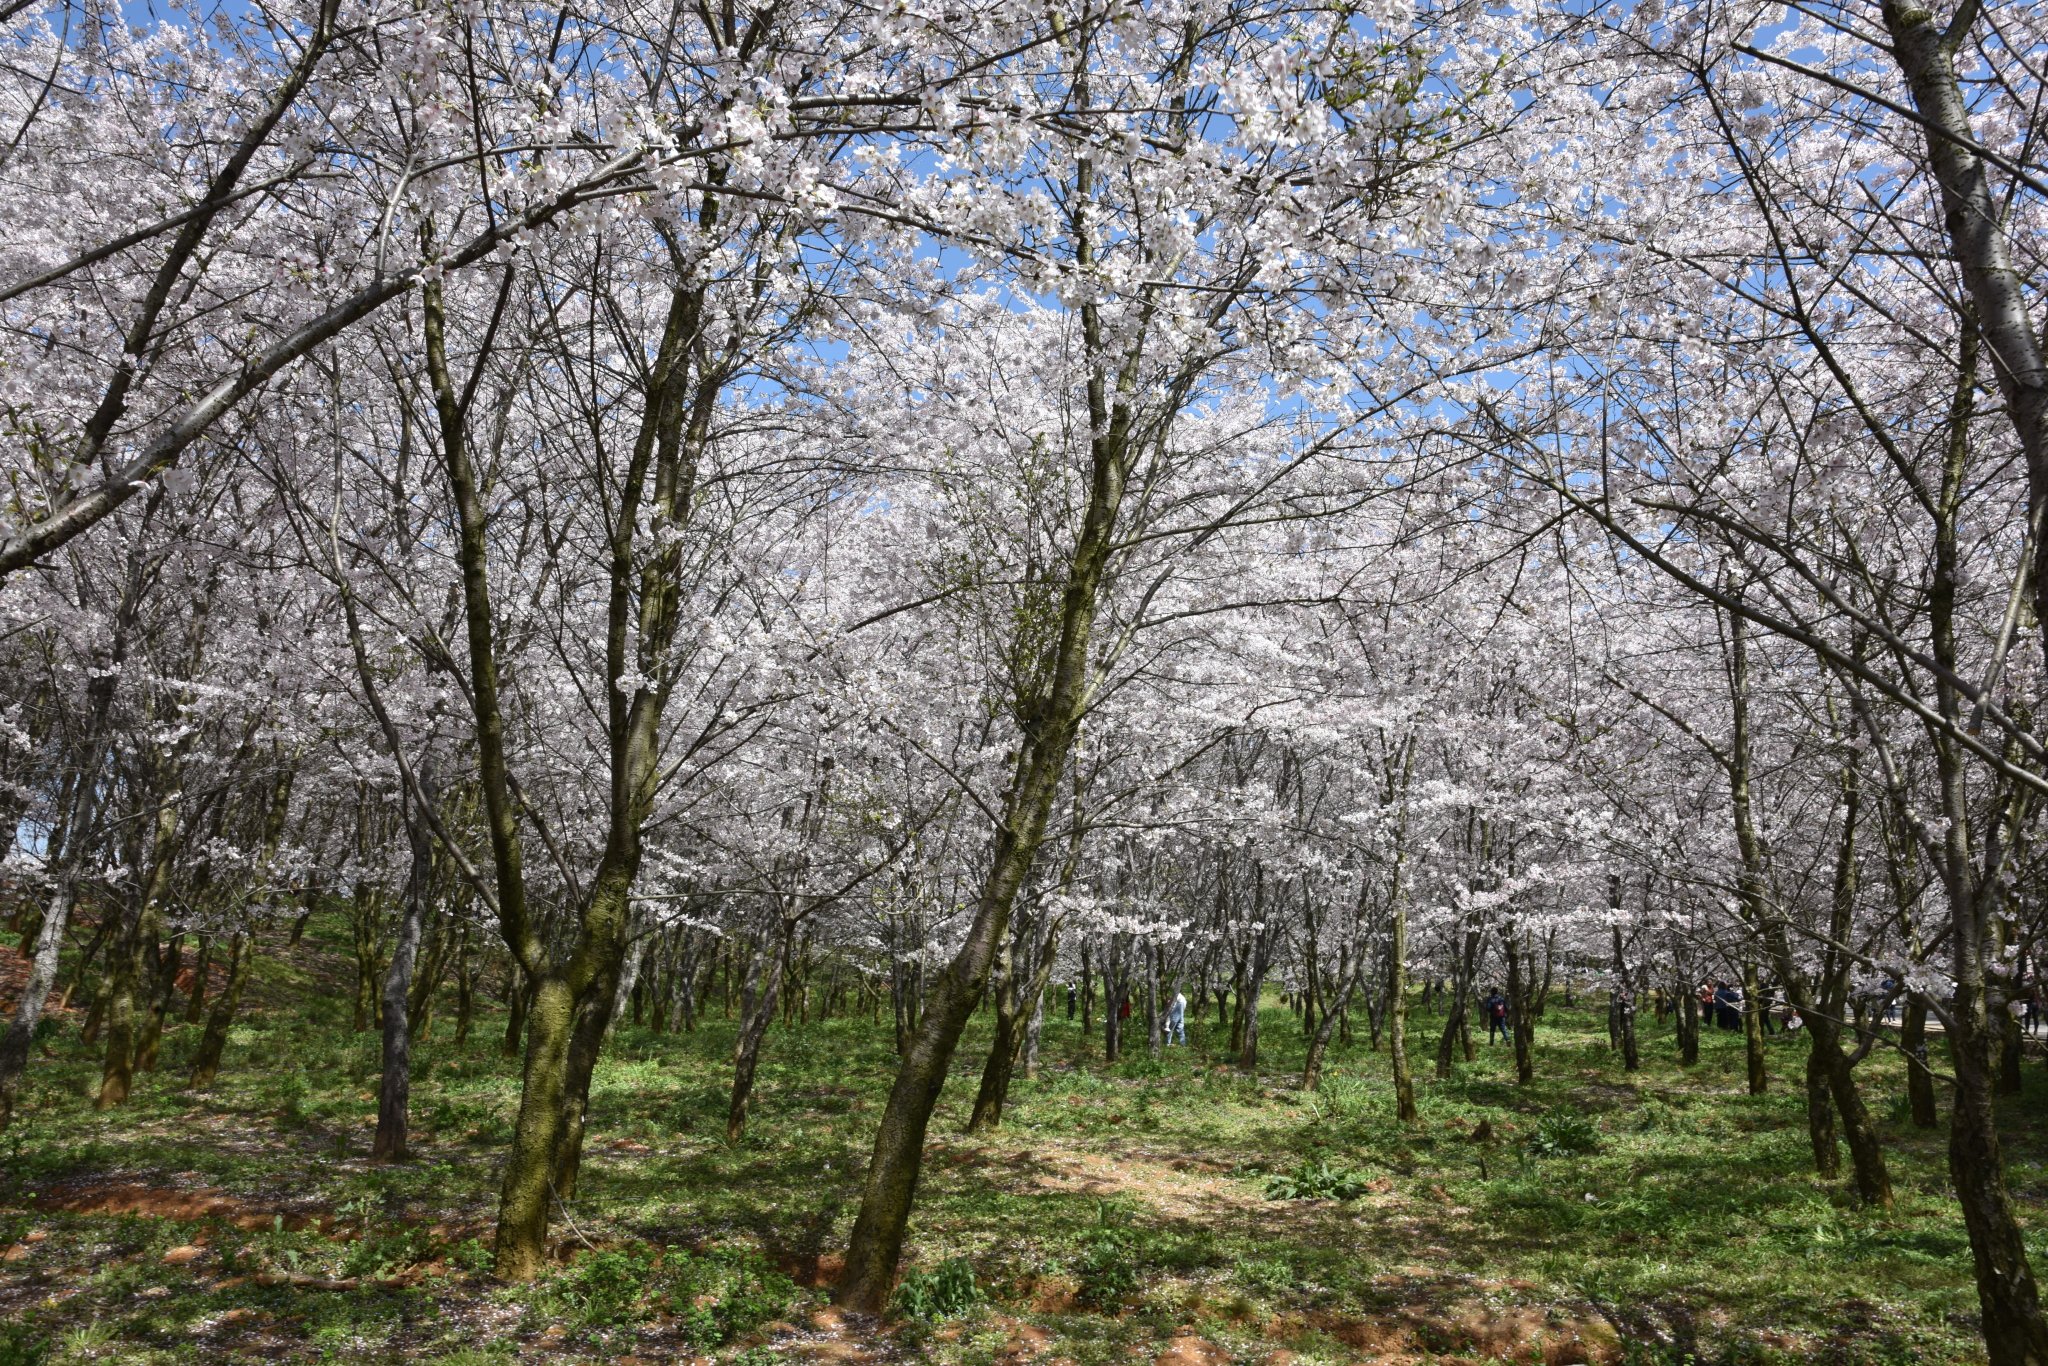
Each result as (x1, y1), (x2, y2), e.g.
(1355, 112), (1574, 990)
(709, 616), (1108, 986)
(1677, 985), (1700, 1066)
(373, 816), (433, 1163)
(550, 967), (626, 1203)
(1505, 927), (1534, 1085)
(453, 927), (476, 1046)
(184, 935), (213, 1024)
(1949, 1005), (2048, 1365)
(1803, 1033), (1840, 1178)
(493, 973), (575, 1280)
(727, 930), (791, 1142)
(502, 967), (528, 1058)
(135, 932), (184, 1073)
(187, 933), (250, 1089)
(1239, 950), (1268, 1071)
(1144, 937), (1162, 1059)
(0, 882), (75, 1130)
(1301, 946), (1359, 1092)
(1389, 902), (1416, 1122)
(1435, 926), (1479, 1080)
(1741, 960), (1768, 1095)
(1903, 996), (1938, 1128)
(94, 904), (147, 1110)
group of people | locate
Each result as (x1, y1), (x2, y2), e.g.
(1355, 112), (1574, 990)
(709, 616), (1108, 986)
(1065, 983), (1190, 1044)
(1696, 980), (1798, 1033)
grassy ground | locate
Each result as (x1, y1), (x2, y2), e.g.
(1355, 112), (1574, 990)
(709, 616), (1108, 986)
(0, 918), (2038, 1365)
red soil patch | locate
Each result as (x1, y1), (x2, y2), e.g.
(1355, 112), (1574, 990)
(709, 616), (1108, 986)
(0, 948), (69, 1018)
(31, 1180), (330, 1232)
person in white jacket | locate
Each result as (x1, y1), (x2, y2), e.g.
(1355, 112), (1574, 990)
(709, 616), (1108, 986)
(1166, 991), (1187, 1045)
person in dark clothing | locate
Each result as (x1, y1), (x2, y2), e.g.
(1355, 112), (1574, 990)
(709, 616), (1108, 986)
(1066, 983), (1077, 1020)
(1713, 983), (1741, 1031)
(1483, 990), (1509, 1043)
(1756, 985), (1777, 1034)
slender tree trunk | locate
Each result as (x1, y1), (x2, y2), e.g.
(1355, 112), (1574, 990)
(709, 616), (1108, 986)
(1436, 927), (1479, 1079)
(1505, 927), (1534, 1085)
(187, 933), (250, 1089)
(836, 795), (1053, 1311)
(1903, 996), (1938, 1128)
(95, 906), (148, 1110)
(550, 967), (626, 1203)
(1389, 903), (1416, 1122)
(1145, 937), (1162, 1059)
(135, 932), (184, 1073)
(727, 929), (791, 1141)
(1741, 961), (1768, 1095)
(184, 935), (213, 1024)
(373, 816), (433, 1162)
(0, 882), (75, 1130)
(453, 927), (476, 1046)
(1239, 948), (1268, 1071)
(1301, 946), (1359, 1092)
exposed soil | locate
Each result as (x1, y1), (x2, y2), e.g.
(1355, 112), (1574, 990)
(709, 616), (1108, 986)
(30, 1177), (332, 1232)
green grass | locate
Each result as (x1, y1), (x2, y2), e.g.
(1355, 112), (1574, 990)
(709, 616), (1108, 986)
(0, 919), (2033, 1363)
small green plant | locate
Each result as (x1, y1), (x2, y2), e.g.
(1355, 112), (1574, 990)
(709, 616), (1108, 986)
(0, 1324), (51, 1366)
(1233, 1255), (1295, 1297)
(565, 1248), (651, 1329)
(449, 1237), (494, 1274)
(658, 1246), (799, 1347)
(341, 1225), (437, 1279)
(276, 1069), (311, 1127)
(1073, 1208), (1141, 1309)
(1524, 1110), (1601, 1158)
(892, 1256), (983, 1322)
(1306, 1072), (1376, 1124)
(1264, 1159), (1373, 1201)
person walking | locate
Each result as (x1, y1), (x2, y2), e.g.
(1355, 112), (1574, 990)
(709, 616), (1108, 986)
(1483, 989), (1509, 1044)
(1066, 982), (1077, 1020)
(1166, 990), (1186, 1045)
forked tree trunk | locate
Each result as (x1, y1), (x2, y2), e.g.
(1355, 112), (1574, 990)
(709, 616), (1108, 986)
(187, 933), (250, 1089)
(1804, 1034), (1840, 1177)
(1676, 986), (1700, 1066)
(1301, 945), (1360, 1092)
(135, 933), (184, 1073)
(184, 935), (213, 1024)
(1435, 926), (1479, 1079)
(727, 929), (792, 1141)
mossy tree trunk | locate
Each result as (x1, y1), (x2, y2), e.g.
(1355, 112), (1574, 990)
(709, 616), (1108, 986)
(187, 933), (250, 1089)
